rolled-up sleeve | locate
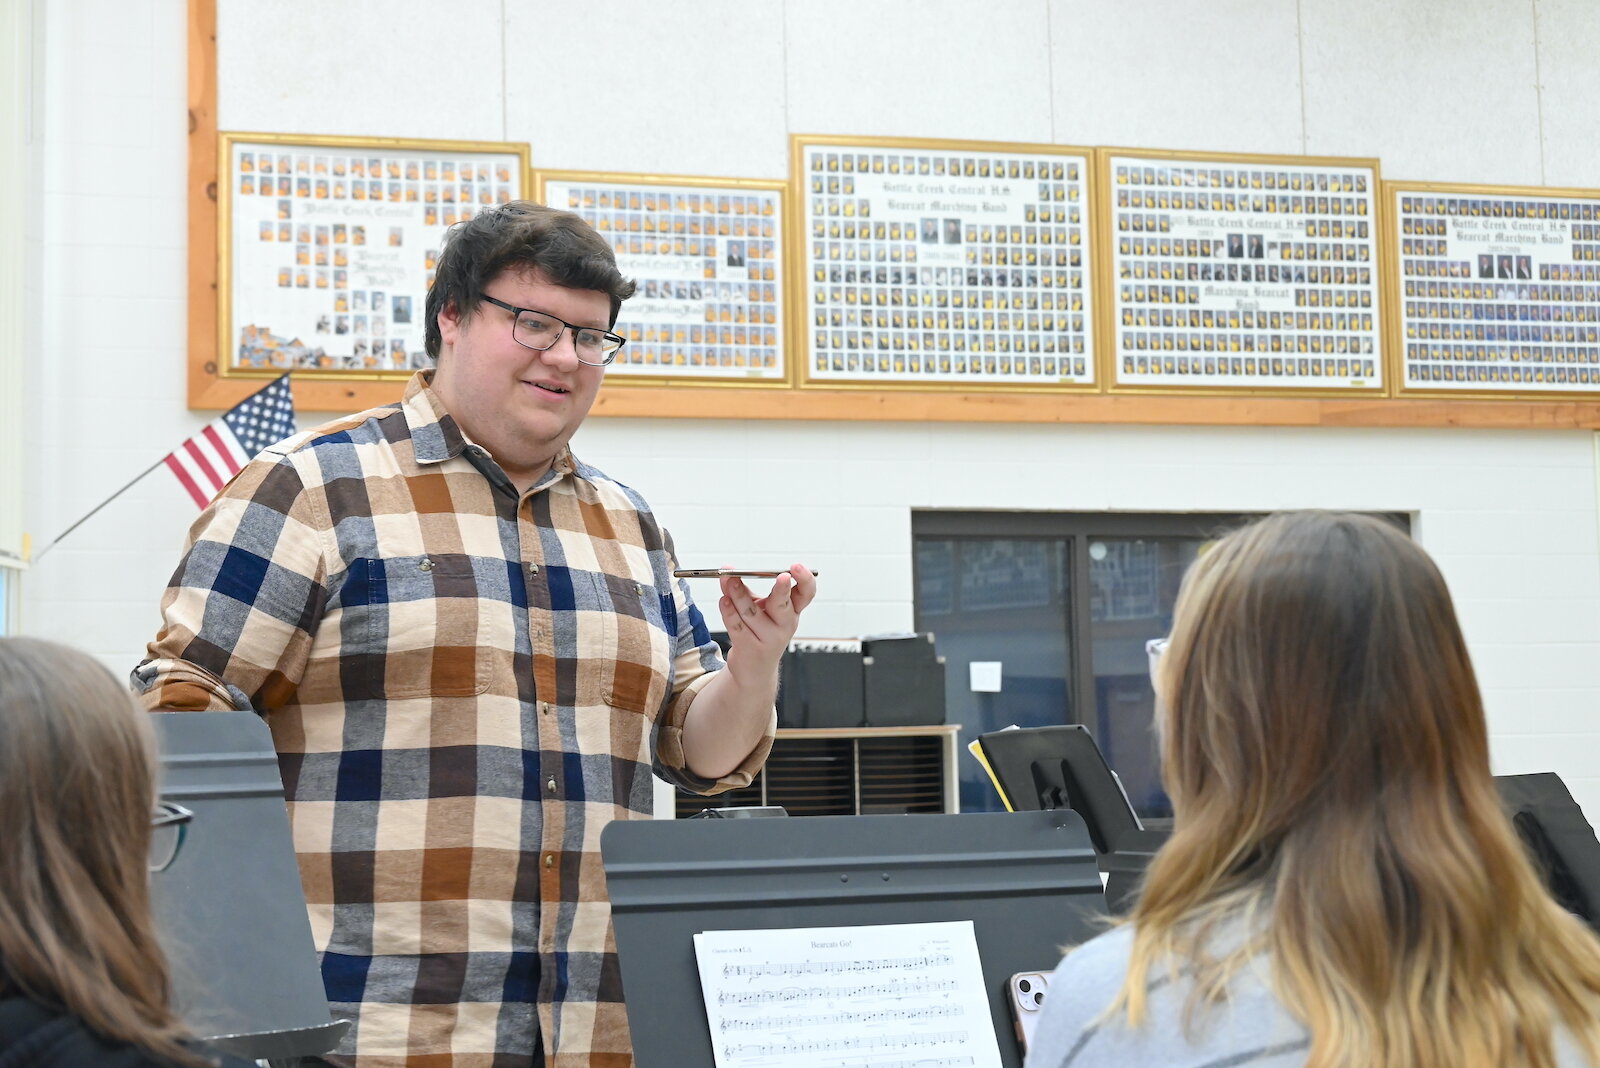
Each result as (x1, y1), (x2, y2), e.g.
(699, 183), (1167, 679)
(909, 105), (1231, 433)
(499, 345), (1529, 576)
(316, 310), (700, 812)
(651, 552), (776, 796)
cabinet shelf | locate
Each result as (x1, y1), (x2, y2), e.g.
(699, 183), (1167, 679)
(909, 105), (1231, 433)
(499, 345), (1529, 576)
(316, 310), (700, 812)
(674, 725), (962, 818)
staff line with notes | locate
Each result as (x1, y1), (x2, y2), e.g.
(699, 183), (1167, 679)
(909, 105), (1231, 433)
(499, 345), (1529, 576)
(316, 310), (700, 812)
(725, 1029), (970, 1057)
(722, 951), (954, 979)
(722, 1003), (964, 1031)
(717, 977), (958, 1005)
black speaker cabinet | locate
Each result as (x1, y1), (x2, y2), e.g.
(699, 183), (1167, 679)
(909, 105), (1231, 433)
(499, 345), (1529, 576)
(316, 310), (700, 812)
(862, 633), (946, 727)
(776, 640), (865, 728)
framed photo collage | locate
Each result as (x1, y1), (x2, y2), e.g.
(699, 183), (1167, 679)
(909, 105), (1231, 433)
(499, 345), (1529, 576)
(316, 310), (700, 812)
(1389, 182), (1600, 395)
(1104, 150), (1383, 395)
(533, 171), (787, 384)
(793, 137), (1095, 391)
(220, 133), (528, 377)
(214, 132), (1600, 400)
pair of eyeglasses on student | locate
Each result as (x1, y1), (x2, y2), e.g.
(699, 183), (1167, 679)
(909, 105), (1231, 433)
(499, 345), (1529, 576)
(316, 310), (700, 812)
(1145, 637), (1169, 688)
(150, 800), (194, 873)
(479, 295), (628, 366)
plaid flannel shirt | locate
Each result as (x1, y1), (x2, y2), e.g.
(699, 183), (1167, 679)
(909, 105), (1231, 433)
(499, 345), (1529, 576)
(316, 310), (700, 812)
(134, 371), (772, 1067)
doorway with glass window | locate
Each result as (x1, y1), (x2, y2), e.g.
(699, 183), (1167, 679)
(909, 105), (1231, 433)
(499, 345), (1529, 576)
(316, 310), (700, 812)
(912, 512), (1262, 820)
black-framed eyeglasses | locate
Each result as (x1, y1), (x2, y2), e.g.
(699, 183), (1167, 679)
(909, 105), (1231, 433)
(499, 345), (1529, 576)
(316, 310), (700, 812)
(150, 801), (194, 873)
(479, 295), (627, 366)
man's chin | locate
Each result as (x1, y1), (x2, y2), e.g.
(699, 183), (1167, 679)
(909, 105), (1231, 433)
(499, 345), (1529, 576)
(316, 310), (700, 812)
(508, 419), (577, 460)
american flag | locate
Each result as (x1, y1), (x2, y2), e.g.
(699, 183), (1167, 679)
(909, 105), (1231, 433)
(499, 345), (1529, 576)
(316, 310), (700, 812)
(165, 375), (297, 509)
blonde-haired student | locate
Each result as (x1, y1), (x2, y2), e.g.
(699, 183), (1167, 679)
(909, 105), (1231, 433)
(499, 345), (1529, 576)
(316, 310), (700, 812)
(1027, 511), (1600, 1068)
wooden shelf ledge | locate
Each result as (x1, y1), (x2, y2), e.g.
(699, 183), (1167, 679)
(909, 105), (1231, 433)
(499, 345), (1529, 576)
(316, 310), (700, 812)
(184, 376), (1600, 430)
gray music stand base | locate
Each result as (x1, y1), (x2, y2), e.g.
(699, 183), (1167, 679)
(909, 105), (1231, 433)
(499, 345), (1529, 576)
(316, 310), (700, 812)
(152, 712), (346, 1060)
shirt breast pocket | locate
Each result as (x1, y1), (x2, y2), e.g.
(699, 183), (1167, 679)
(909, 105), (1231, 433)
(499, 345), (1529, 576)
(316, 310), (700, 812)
(343, 556), (506, 699)
(595, 573), (672, 717)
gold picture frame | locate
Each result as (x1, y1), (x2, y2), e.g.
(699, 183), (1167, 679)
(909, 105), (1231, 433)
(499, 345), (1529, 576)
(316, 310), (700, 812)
(218, 131), (531, 381)
(789, 134), (1100, 393)
(532, 169), (789, 387)
(1384, 179), (1600, 399)
(1097, 147), (1386, 398)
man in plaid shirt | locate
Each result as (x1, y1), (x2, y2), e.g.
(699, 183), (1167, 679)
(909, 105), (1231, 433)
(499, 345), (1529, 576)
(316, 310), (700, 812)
(134, 203), (816, 1067)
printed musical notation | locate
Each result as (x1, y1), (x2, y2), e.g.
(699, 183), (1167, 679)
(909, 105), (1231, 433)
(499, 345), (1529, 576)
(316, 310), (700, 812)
(719, 978), (958, 1007)
(693, 920), (1002, 1068)
(722, 1002), (962, 1032)
(724, 952), (954, 978)
(727, 1030), (968, 1057)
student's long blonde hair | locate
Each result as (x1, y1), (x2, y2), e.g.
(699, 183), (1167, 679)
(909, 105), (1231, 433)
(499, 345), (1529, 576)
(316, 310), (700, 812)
(1116, 511), (1600, 1068)
(0, 637), (209, 1066)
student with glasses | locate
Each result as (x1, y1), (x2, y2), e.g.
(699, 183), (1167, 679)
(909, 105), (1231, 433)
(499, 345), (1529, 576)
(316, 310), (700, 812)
(135, 202), (817, 1066)
(1026, 512), (1600, 1068)
(0, 637), (253, 1068)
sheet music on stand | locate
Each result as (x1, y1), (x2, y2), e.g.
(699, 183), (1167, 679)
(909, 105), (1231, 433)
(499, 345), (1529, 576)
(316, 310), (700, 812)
(694, 920), (1001, 1068)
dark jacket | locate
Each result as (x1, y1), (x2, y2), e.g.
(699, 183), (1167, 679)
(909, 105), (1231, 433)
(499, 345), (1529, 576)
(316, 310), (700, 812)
(0, 996), (255, 1068)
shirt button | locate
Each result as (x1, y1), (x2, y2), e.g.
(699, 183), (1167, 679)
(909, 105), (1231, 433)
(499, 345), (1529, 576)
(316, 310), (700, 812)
(546, 778), (557, 794)
(528, 563), (540, 575)
(544, 854), (555, 869)
(633, 583), (644, 595)
(418, 558), (434, 572)
(540, 702), (551, 715)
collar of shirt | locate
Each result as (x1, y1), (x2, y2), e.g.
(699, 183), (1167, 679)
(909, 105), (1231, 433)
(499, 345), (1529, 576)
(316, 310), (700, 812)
(399, 369), (576, 493)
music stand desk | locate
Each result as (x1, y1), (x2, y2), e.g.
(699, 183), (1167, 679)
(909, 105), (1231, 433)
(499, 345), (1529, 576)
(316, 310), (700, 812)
(602, 809), (1105, 1068)
(152, 711), (347, 1061)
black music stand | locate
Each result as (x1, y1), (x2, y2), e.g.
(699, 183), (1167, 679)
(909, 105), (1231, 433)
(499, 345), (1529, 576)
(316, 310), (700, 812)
(1497, 772), (1600, 934)
(601, 809), (1105, 1068)
(976, 725), (1168, 912)
(152, 711), (348, 1063)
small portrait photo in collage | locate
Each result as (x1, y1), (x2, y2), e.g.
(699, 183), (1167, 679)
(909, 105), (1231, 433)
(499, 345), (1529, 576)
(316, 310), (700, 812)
(1395, 187), (1600, 395)
(799, 142), (1096, 388)
(227, 136), (524, 376)
(1107, 154), (1383, 393)
(543, 176), (787, 381)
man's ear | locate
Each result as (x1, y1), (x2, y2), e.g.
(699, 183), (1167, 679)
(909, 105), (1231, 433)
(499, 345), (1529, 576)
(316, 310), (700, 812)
(437, 298), (462, 348)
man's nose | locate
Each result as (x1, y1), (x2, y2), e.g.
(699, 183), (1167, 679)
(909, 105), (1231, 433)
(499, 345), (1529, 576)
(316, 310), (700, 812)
(539, 327), (582, 368)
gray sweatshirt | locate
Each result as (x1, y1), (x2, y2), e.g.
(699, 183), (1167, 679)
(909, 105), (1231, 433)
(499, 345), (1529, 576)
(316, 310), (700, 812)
(1024, 924), (1594, 1068)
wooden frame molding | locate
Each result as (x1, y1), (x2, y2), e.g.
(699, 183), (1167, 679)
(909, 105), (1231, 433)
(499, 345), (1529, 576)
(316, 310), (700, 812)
(186, 0), (1600, 428)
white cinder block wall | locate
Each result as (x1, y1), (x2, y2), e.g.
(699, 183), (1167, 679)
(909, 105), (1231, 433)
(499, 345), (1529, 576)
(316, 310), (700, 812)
(19, 0), (1600, 818)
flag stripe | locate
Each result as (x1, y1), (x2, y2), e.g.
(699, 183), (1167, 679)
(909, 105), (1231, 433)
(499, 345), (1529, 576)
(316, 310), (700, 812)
(164, 453), (213, 509)
(203, 423), (250, 475)
(168, 445), (222, 505)
(183, 436), (224, 493)
(190, 421), (233, 480)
